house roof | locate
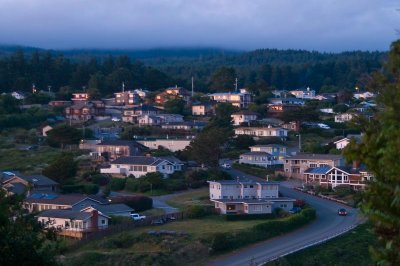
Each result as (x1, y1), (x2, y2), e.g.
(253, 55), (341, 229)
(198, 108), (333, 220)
(235, 126), (287, 131)
(97, 140), (147, 149)
(82, 204), (134, 215)
(211, 197), (296, 204)
(4, 182), (26, 195)
(250, 144), (286, 148)
(22, 175), (59, 186)
(285, 153), (343, 161)
(231, 111), (258, 116)
(304, 166), (332, 174)
(25, 193), (107, 206)
(111, 156), (166, 166)
(208, 180), (279, 185)
(37, 209), (93, 220)
(159, 156), (184, 165)
(241, 151), (273, 157)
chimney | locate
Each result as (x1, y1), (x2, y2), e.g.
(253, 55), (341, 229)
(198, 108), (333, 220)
(352, 160), (360, 170)
(91, 210), (99, 231)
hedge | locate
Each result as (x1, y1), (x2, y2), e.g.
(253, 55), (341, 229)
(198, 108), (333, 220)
(225, 213), (275, 221)
(211, 208), (316, 253)
(110, 178), (126, 191)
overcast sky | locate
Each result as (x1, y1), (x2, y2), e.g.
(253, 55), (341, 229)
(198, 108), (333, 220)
(0, 0), (398, 52)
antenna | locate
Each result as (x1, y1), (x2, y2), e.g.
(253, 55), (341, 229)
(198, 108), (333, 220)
(122, 82), (125, 93)
(191, 76), (194, 97)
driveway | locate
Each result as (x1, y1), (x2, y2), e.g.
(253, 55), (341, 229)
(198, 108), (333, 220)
(208, 168), (363, 266)
(152, 194), (180, 214)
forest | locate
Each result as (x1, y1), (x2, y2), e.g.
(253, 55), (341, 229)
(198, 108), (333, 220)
(0, 46), (387, 97)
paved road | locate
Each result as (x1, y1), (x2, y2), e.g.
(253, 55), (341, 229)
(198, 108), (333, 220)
(208, 168), (363, 266)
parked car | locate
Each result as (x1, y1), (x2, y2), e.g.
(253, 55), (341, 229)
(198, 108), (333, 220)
(221, 163), (231, 169)
(151, 218), (165, 225)
(289, 207), (302, 214)
(111, 117), (121, 122)
(131, 213), (146, 221)
(337, 208), (348, 216)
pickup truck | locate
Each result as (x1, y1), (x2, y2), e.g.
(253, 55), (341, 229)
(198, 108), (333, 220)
(130, 213), (146, 221)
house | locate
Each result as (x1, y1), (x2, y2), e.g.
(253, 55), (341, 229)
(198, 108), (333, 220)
(268, 98), (305, 106)
(282, 121), (300, 132)
(79, 204), (134, 217)
(304, 163), (373, 189)
(161, 121), (206, 131)
(192, 102), (215, 116)
(155, 86), (191, 105)
(283, 153), (344, 179)
(11, 91), (26, 100)
(333, 134), (362, 150)
(137, 115), (162, 126)
(314, 93), (337, 102)
(79, 139), (102, 152)
(134, 89), (149, 99)
(208, 88), (252, 108)
(231, 111), (258, 126)
(100, 156), (183, 178)
(208, 180), (295, 214)
(71, 93), (89, 103)
(234, 126), (288, 140)
(122, 105), (163, 123)
(41, 125), (53, 137)
(24, 193), (108, 213)
(249, 144), (287, 162)
(36, 209), (109, 237)
(239, 152), (278, 168)
(157, 114), (184, 123)
(95, 140), (148, 161)
(64, 101), (105, 122)
(353, 91), (375, 100)
(289, 87), (316, 99)
(48, 100), (72, 107)
(334, 113), (355, 123)
(114, 90), (140, 105)
(138, 138), (192, 152)
(267, 104), (302, 117)
(1, 171), (59, 196)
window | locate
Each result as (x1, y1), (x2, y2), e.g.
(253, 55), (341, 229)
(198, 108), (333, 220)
(250, 185), (254, 188)
(101, 219), (106, 225)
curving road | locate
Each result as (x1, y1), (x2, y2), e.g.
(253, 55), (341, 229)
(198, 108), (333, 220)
(208, 168), (363, 266)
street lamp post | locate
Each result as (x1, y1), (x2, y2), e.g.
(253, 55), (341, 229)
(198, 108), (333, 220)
(296, 134), (301, 152)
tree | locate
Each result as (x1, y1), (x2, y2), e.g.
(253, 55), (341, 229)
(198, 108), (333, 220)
(209, 67), (236, 92)
(46, 125), (81, 148)
(0, 94), (21, 114)
(345, 40), (400, 265)
(0, 191), (58, 266)
(164, 98), (185, 114)
(43, 153), (77, 183)
(187, 127), (230, 167)
(233, 135), (255, 150)
(207, 103), (238, 129)
(332, 103), (349, 114)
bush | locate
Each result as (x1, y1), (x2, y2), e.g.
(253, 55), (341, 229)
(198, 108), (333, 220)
(83, 184), (99, 194)
(92, 174), (110, 186)
(333, 185), (353, 198)
(110, 178), (126, 191)
(225, 213), (275, 221)
(61, 184), (84, 194)
(185, 205), (207, 218)
(165, 179), (187, 192)
(211, 208), (316, 253)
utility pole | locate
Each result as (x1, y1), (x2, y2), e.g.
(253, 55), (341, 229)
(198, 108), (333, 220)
(191, 76), (194, 97)
(122, 82), (125, 93)
(235, 77), (238, 92)
(298, 134), (302, 152)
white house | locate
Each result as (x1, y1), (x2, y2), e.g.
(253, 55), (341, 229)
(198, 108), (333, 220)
(234, 126), (288, 140)
(335, 113), (355, 123)
(239, 152), (278, 168)
(289, 87), (316, 99)
(192, 103), (214, 116)
(138, 138), (192, 152)
(334, 135), (362, 150)
(100, 156), (183, 178)
(137, 115), (162, 126)
(353, 91), (375, 100)
(231, 111), (258, 126)
(36, 209), (109, 236)
(11, 91), (25, 100)
(208, 88), (252, 108)
(250, 144), (287, 162)
(208, 180), (295, 214)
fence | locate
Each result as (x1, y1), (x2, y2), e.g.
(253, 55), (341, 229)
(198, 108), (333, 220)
(66, 211), (185, 251)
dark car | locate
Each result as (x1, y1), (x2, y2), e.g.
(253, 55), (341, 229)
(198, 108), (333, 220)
(151, 219), (165, 225)
(337, 208), (348, 216)
(289, 207), (302, 214)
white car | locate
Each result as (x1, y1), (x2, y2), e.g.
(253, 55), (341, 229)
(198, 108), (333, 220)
(317, 123), (330, 129)
(111, 117), (121, 122)
(130, 213), (146, 221)
(221, 163), (231, 169)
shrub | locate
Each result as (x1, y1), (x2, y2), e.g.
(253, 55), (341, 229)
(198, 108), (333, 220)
(61, 184), (84, 194)
(185, 205), (207, 218)
(83, 184), (99, 194)
(92, 174), (110, 186)
(110, 178), (126, 191)
(211, 233), (233, 252)
(333, 185), (353, 198)
(165, 179), (187, 192)
(225, 213), (275, 221)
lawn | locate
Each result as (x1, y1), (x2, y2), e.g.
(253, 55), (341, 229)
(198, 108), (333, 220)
(267, 223), (376, 266)
(165, 188), (211, 209)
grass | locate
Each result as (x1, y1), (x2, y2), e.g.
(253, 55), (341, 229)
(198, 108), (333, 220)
(140, 208), (165, 216)
(165, 188), (211, 209)
(267, 223), (376, 266)
(232, 163), (283, 180)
